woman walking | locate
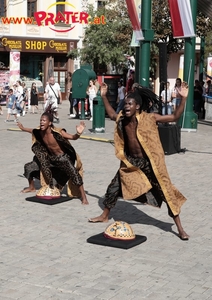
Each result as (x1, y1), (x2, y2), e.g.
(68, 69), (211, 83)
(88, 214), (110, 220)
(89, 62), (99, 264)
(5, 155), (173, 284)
(86, 80), (97, 121)
(30, 82), (39, 114)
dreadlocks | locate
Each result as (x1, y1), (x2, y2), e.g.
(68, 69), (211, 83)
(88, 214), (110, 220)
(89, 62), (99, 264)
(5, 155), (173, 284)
(43, 101), (57, 124)
(127, 84), (159, 113)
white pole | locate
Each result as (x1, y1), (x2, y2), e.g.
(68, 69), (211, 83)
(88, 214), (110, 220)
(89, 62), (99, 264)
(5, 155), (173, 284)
(182, 59), (192, 128)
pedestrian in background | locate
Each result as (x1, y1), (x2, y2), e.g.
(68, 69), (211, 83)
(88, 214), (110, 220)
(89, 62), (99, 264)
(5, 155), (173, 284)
(44, 76), (62, 122)
(13, 83), (22, 117)
(193, 79), (203, 119)
(20, 82), (28, 116)
(4, 88), (18, 123)
(126, 70), (135, 93)
(116, 81), (126, 114)
(86, 80), (97, 121)
(30, 82), (39, 114)
(171, 78), (182, 113)
(160, 81), (172, 115)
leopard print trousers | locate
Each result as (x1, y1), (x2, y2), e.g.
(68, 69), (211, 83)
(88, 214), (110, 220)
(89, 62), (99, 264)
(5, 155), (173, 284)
(24, 153), (83, 189)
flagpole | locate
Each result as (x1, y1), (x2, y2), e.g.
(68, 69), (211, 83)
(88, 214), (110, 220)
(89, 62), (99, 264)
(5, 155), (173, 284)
(180, 0), (198, 131)
(182, 59), (192, 128)
(139, 0), (154, 88)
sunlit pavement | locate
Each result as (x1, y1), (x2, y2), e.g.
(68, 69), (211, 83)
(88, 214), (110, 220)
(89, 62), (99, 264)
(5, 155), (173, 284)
(0, 101), (212, 299)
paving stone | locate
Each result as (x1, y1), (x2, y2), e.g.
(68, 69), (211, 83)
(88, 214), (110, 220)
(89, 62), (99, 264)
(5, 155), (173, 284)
(0, 102), (212, 299)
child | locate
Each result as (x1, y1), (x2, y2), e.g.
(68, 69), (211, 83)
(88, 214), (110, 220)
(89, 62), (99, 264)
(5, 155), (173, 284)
(5, 88), (18, 122)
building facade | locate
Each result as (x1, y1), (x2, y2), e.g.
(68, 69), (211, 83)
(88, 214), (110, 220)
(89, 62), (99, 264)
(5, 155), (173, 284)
(0, 0), (99, 99)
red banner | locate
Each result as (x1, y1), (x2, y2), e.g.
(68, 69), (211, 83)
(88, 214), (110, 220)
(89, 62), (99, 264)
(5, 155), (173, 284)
(126, 0), (143, 40)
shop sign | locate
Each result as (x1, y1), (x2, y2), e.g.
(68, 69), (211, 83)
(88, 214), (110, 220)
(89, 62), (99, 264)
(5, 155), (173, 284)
(1, 1), (106, 33)
(1, 37), (72, 53)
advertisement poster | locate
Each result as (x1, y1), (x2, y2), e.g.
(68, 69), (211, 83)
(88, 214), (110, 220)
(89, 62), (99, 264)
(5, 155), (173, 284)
(207, 57), (212, 78)
(9, 51), (20, 86)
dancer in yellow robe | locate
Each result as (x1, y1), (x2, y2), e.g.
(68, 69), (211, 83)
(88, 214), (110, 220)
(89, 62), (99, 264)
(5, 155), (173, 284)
(89, 82), (189, 240)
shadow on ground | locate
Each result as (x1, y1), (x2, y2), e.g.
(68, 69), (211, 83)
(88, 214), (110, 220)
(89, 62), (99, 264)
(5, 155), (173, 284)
(86, 191), (176, 237)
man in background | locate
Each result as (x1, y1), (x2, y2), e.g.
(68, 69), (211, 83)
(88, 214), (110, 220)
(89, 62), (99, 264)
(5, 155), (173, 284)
(44, 76), (62, 122)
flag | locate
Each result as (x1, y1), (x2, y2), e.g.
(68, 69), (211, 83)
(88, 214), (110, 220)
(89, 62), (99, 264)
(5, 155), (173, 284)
(126, 0), (144, 40)
(168, 0), (195, 38)
(130, 31), (140, 47)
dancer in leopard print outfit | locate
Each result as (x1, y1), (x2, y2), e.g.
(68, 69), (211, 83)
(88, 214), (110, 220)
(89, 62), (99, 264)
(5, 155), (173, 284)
(17, 111), (88, 204)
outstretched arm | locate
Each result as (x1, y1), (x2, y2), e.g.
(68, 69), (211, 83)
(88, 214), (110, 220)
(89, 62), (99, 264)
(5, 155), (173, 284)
(100, 83), (117, 121)
(17, 122), (33, 133)
(154, 81), (189, 123)
(205, 73), (212, 80)
(61, 121), (86, 140)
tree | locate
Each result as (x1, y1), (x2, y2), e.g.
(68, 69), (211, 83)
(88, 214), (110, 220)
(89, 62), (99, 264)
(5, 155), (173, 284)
(67, 0), (212, 76)
(151, 0), (212, 78)
(152, 0), (212, 53)
(152, 0), (184, 54)
(205, 32), (212, 60)
(67, 0), (134, 74)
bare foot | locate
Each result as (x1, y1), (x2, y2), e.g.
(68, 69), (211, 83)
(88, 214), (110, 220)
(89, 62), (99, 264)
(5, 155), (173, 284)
(20, 188), (36, 193)
(81, 198), (89, 205)
(88, 214), (109, 223)
(178, 230), (190, 241)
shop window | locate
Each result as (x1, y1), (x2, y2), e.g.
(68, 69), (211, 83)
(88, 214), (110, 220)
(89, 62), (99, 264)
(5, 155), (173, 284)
(53, 71), (66, 93)
(27, 0), (37, 18)
(0, 0), (6, 17)
(54, 56), (67, 69)
(0, 53), (9, 69)
(56, 0), (65, 14)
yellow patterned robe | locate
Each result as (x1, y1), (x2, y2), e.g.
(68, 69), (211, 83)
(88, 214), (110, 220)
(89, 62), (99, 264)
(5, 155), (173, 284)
(115, 112), (186, 216)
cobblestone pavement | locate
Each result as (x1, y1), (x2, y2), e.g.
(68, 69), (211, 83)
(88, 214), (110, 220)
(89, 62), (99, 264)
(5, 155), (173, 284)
(0, 102), (212, 300)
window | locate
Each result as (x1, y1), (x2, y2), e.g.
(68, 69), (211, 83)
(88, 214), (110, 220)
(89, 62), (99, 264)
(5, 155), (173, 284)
(27, 0), (37, 18)
(0, 0), (6, 17)
(97, 1), (106, 8)
(54, 56), (67, 69)
(56, 0), (65, 14)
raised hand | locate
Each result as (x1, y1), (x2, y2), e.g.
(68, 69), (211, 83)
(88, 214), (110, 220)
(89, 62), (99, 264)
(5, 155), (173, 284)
(100, 83), (108, 97)
(17, 122), (24, 131)
(76, 121), (86, 135)
(16, 122), (33, 133)
(177, 81), (189, 98)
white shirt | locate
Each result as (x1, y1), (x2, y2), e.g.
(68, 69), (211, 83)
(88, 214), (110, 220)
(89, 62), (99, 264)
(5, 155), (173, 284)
(45, 83), (60, 101)
(161, 88), (172, 103)
(87, 86), (96, 101)
(16, 85), (23, 102)
(118, 86), (125, 100)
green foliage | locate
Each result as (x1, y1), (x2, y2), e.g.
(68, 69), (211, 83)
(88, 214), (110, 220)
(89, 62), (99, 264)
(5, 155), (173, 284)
(152, 0), (184, 53)
(67, 48), (80, 60)
(152, 0), (212, 46)
(205, 32), (212, 62)
(68, 0), (212, 75)
(151, 0), (212, 76)
(69, 0), (134, 73)
(196, 11), (212, 38)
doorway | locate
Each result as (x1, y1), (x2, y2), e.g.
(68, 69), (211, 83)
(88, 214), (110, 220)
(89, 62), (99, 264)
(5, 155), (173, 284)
(53, 71), (66, 100)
